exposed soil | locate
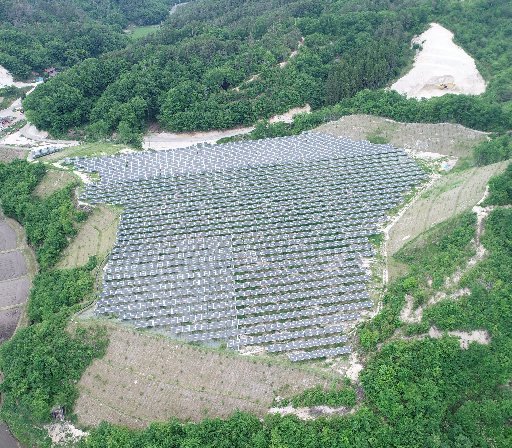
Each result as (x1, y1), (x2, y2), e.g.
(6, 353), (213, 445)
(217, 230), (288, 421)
(314, 114), (487, 158)
(0, 278), (30, 308)
(390, 23), (486, 99)
(45, 422), (88, 446)
(0, 221), (17, 252)
(269, 403), (356, 420)
(428, 326), (491, 349)
(268, 104), (311, 124)
(0, 204), (37, 340)
(74, 322), (333, 428)
(56, 205), (120, 270)
(0, 251), (26, 281)
(0, 65), (34, 89)
(0, 308), (21, 344)
(0, 147), (27, 163)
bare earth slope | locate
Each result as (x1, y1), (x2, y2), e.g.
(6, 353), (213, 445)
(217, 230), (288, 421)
(314, 114), (486, 157)
(75, 323), (332, 428)
(390, 23), (486, 99)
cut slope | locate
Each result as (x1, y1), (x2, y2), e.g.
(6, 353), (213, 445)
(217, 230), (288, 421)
(75, 323), (333, 428)
(390, 23), (486, 99)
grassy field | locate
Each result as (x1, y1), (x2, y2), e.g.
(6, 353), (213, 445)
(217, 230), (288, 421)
(124, 24), (160, 40)
(32, 169), (77, 199)
(39, 142), (132, 163)
(56, 205), (120, 270)
(314, 114), (487, 158)
(73, 322), (336, 429)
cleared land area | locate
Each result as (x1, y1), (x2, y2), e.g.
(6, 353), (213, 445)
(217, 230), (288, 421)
(32, 169), (77, 199)
(390, 23), (486, 99)
(0, 207), (37, 339)
(56, 205), (120, 270)
(314, 114), (487, 157)
(0, 308), (22, 344)
(387, 160), (508, 274)
(0, 251), (26, 281)
(0, 278), (30, 308)
(0, 147), (27, 163)
(0, 221), (16, 251)
(74, 323), (333, 428)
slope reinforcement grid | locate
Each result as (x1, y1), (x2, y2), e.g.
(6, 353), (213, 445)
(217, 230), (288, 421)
(71, 133), (427, 362)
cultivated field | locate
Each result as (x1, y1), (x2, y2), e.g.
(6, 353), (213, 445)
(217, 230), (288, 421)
(56, 205), (120, 270)
(314, 114), (487, 157)
(74, 322), (335, 429)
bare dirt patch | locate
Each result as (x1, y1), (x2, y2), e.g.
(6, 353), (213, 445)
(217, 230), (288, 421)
(387, 161), (508, 257)
(0, 307), (21, 344)
(0, 278), (30, 308)
(45, 422), (88, 446)
(390, 23), (486, 99)
(56, 205), (120, 270)
(269, 403), (355, 420)
(314, 114), (487, 158)
(428, 327), (491, 349)
(269, 104), (311, 124)
(0, 65), (34, 89)
(0, 147), (27, 163)
(32, 169), (77, 199)
(0, 222), (16, 252)
(0, 251), (26, 281)
(74, 322), (333, 428)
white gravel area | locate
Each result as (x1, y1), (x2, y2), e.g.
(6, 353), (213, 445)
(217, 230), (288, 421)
(391, 23), (486, 99)
(0, 65), (35, 89)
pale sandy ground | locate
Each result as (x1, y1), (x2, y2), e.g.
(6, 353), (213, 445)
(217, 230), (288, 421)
(391, 23), (486, 99)
(269, 403), (355, 420)
(0, 65), (35, 89)
(45, 422), (88, 446)
(143, 105), (311, 150)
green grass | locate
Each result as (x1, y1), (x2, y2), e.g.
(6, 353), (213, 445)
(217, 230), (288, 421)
(39, 142), (132, 163)
(127, 25), (160, 40)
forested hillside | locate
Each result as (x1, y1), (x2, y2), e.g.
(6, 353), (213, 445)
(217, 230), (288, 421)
(0, 0), (182, 79)
(21, 0), (512, 142)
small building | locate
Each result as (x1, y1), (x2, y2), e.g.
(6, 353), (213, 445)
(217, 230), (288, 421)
(43, 67), (58, 77)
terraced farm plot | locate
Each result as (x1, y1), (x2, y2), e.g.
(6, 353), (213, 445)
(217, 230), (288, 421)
(73, 133), (427, 362)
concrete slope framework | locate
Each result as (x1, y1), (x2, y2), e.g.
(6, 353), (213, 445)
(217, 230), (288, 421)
(70, 133), (427, 361)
